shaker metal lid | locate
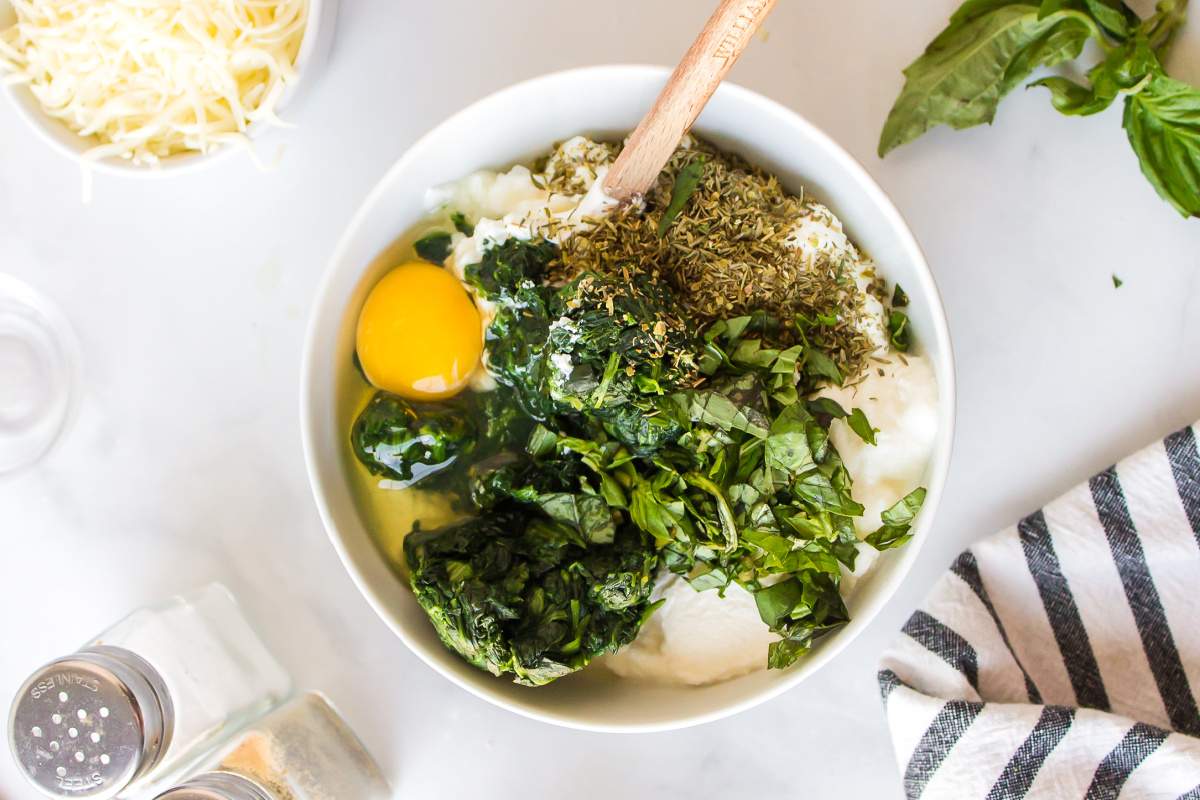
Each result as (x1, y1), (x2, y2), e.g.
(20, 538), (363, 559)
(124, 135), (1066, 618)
(153, 772), (276, 800)
(8, 647), (172, 799)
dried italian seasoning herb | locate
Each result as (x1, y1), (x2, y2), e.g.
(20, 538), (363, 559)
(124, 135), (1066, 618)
(552, 138), (880, 380)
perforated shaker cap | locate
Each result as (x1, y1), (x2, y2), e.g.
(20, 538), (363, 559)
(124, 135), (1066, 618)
(9, 646), (173, 799)
(153, 772), (276, 800)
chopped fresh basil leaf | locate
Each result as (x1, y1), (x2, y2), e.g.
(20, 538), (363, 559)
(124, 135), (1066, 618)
(888, 311), (911, 352)
(755, 578), (806, 628)
(882, 486), (926, 526)
(865, 487), (928, 551)
(689, 391), (770, 439)
(806, 397), (848, 419)
(847, 407), (878, 445)
(765, 403), (816, 475)
(657, 156), (706, 236)
(686, 566), (731, 592)
(1113, 274), (1124, 288)
(805, 348), (843, 385)
(526, 424), (558, 457)
(891, 283), (910, 308)
(866, 525), (914, 551)
(767, 638), (810, 669)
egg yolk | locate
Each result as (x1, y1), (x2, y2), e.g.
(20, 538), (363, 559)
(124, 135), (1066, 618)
(355, 262), (483, 400)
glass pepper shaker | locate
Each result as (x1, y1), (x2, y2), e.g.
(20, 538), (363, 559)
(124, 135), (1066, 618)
(9, 584), (291, 799)
(151, 693), (391, 800)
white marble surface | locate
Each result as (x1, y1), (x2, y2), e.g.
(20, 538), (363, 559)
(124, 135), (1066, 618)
(2, 1), (1200, 798)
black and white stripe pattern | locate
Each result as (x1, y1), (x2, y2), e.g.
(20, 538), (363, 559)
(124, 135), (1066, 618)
(880, 422), (1200, 799)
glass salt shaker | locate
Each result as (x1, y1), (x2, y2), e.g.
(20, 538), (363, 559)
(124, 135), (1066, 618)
(9, 584), (291, 799)
(151, 693), (391, 800)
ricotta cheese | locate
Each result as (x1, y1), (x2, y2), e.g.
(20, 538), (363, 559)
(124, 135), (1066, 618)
(819, 354), (939, 534)
(601, 573), (778, 686)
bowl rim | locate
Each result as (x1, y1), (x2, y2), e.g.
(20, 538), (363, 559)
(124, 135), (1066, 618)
(0, 0), (330, 178)
(300, 63), (957, 733)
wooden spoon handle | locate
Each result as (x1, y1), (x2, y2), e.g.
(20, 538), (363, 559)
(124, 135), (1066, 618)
(602, 0), (778, 203)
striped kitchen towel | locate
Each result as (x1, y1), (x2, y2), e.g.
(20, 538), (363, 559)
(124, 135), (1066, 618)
(880, 422), (1200, 799)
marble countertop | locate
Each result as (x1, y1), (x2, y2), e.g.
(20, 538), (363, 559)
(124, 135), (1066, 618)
(2, 1), (1199, 797)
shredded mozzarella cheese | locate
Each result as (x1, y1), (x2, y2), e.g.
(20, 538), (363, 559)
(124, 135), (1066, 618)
(0, 0), (308, 165)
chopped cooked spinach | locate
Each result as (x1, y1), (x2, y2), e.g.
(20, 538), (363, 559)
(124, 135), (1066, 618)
(467, 238), (698, 451)
(472, 386), (536, 452)
(352, 388), (530, 489)
(405, 507), (658, 686)
(451, 211), (474, 236)
(351, 393), (475, 485)
(543, 273), (698, 453)
(468, 453), (615, 544)
(414, 231), (453, 265)
(465, 237), (557, 303)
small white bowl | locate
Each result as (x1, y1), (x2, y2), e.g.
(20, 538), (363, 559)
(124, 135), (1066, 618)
(0, 0), (337, 176)
(301, 65), (957, 733)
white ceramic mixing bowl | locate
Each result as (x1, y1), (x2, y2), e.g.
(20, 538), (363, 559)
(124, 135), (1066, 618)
(301, 65), (956, 733)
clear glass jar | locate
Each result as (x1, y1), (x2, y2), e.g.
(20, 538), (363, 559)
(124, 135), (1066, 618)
(9, 584), (291, 799)
(152, 693), (391, 800)
(0, 273), (81, 474)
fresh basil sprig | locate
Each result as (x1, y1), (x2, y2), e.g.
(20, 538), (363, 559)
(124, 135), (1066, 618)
(1124, 72), (1200, 215)
(880, 0), (1200, 218)
(877, 2), (1101, 155)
